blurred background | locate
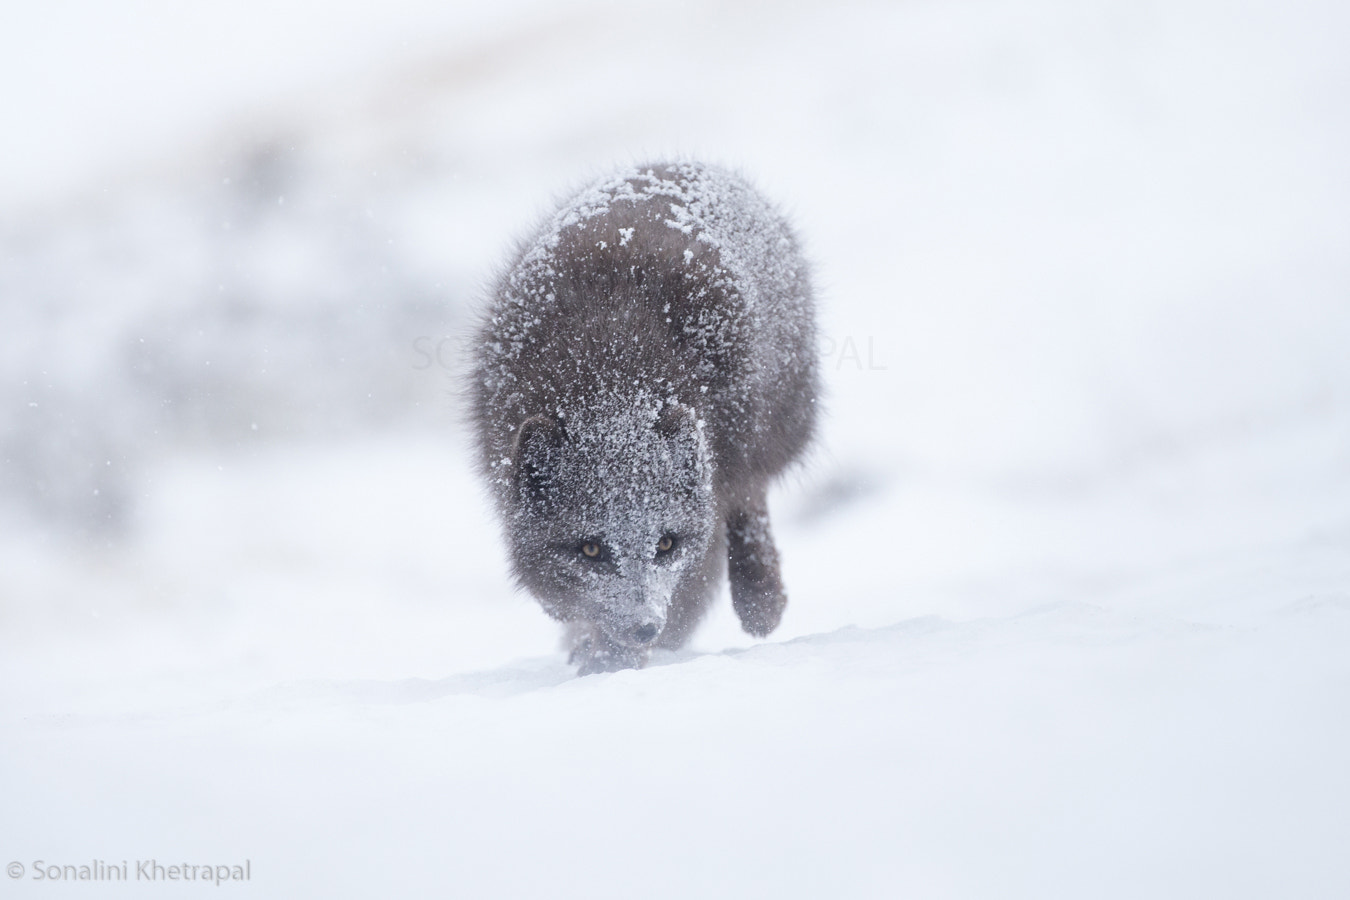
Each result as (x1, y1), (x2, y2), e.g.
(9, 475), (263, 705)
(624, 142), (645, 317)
(2, 0), (1347, 695)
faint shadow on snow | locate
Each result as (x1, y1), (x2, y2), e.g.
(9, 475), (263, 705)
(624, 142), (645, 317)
(252, 655), (578, 708)
(703, 600), (1221, 667)
(1279, 593), (1350, 618)
(15, 602), (1235, 731)
(257, 602), (1218, 705)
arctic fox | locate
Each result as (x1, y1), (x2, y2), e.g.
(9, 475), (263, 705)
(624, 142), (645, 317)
(471, 162), (818, 674)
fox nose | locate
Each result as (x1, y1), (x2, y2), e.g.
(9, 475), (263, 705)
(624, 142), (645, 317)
(634, 623), (659, 644)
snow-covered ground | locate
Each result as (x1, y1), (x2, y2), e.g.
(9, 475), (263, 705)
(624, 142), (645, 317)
(3, 1), (1348, 897)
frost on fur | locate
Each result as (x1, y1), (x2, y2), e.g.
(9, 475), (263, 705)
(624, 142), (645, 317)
(470, 161), (818, 674)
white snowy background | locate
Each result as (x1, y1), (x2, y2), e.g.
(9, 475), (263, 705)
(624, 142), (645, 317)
(2, 0), (1348, 896)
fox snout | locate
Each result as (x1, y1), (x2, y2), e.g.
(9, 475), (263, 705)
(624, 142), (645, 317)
(614, 601), (667, 647)
(605, 582), (669, 648)
(602, 613), (664, 650)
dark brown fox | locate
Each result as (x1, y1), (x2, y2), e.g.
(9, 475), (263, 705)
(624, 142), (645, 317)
(471, 162), (817, 674)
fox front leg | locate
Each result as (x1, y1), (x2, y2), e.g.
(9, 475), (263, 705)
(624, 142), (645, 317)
(726, 494), (787, 637)
(566, 622), (649, 675)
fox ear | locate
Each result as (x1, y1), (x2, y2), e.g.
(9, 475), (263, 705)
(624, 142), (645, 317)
(513, 416), (563, 507)
(655, 403), (710, 496)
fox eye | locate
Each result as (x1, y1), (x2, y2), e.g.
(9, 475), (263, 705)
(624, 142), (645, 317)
(656, 534), (676, 554)
(581, 541), (601, 558)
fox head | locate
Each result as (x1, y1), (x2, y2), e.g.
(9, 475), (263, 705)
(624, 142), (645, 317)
(504, 400), (716, 651)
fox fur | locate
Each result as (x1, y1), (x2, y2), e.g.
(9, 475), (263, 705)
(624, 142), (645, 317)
(471, 161), (817, 674)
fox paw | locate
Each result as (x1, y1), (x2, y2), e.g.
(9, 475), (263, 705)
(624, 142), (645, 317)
(731, 576), (786, 637)
(568, 631), (648, 675)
